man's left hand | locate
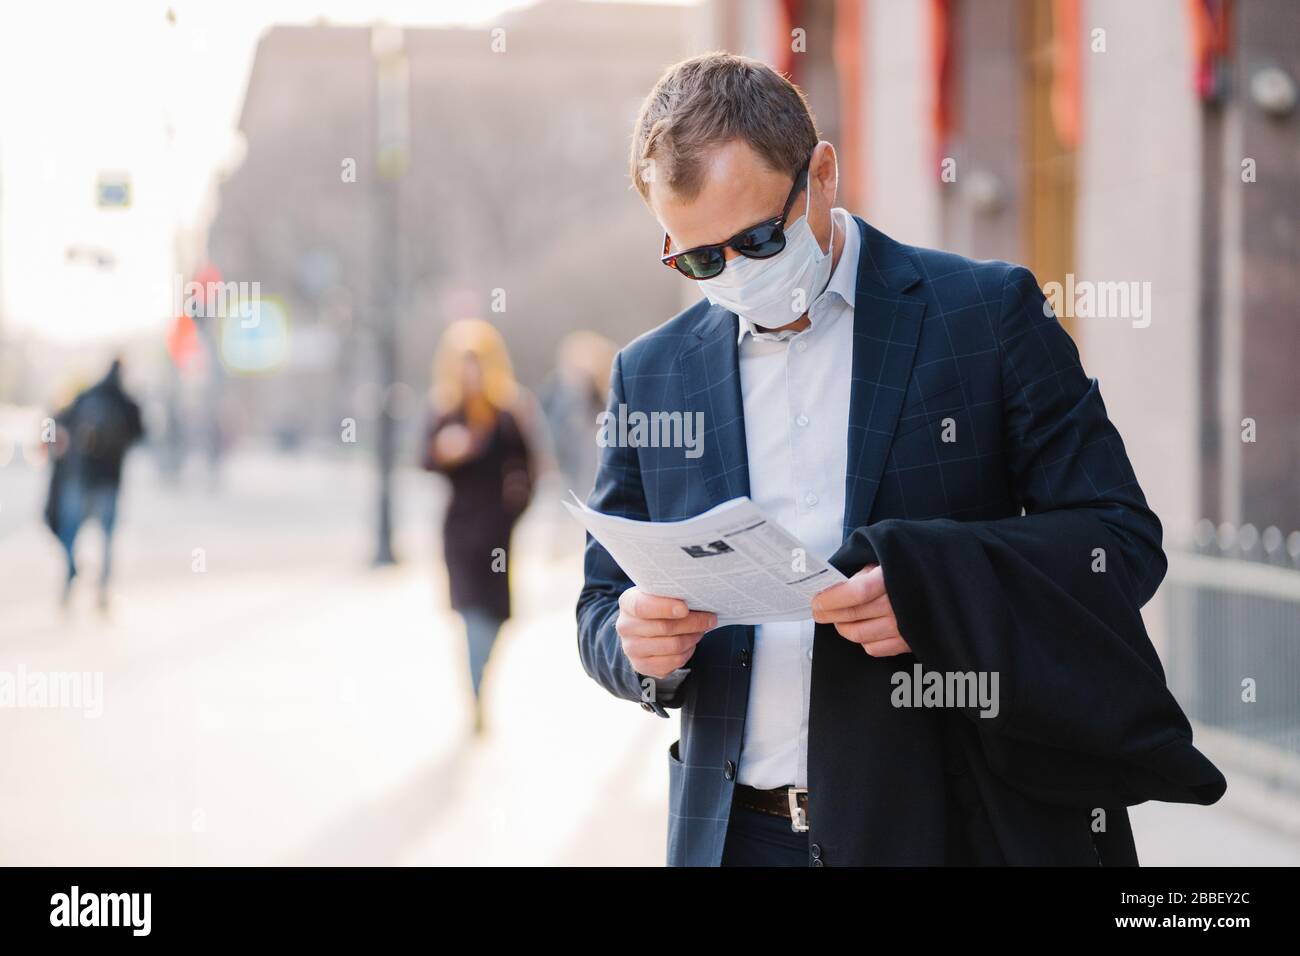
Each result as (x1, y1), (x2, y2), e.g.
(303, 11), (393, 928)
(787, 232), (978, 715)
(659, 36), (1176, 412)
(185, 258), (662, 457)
(811, 565), (911, 657)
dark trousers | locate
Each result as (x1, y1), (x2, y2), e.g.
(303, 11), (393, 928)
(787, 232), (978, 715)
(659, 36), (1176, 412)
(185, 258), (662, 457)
(720, 803), (810, 867)
(55, 479), (119, 585)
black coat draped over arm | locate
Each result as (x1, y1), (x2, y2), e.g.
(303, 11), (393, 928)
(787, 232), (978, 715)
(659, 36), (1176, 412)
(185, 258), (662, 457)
(831, 512), (1227, 812)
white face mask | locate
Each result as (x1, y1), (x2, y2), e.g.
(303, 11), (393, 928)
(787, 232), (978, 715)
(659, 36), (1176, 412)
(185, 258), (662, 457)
(697, 184), (834, 330)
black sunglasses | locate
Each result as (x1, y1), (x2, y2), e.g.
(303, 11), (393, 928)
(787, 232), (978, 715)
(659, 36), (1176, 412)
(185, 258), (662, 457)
(660, 163), (810, 280)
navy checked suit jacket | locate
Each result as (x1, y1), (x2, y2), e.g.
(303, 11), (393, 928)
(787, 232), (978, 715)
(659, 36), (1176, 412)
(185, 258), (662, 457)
(576, 217), (1166, 867)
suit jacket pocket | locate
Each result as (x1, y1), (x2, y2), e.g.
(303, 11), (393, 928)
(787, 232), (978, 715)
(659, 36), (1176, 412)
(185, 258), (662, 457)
(667, 741), (685, 824)
(667, 739), (685, 799)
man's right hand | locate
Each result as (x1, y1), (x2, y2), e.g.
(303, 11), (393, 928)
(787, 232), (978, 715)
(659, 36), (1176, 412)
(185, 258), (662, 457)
(616, 587), (717, 679)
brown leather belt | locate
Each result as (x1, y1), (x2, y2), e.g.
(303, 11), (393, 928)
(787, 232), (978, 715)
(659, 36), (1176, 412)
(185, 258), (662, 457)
(733, 783), (810, 832)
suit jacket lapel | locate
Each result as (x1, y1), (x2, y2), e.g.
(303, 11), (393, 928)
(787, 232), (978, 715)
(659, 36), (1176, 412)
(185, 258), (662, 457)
(842, 217), (927, 535)
(680, 303), (750, 506)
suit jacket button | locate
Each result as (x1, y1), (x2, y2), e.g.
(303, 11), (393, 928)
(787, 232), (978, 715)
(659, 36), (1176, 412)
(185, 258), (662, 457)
(812, 858), (824, 867)
(810, 843), (822, 859)
(739, 649), (750, 667)
(723, 760), (736, 780)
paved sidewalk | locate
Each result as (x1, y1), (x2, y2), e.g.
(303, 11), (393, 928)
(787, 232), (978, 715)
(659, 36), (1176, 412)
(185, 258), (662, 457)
(0, 451), (674, 865)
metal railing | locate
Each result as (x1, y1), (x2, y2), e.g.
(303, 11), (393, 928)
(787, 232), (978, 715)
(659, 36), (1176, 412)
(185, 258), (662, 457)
(1164, 520), (1300, 790)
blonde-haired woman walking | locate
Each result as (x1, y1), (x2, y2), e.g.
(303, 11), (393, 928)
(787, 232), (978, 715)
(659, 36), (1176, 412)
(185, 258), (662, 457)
(422, 319), (534, 736)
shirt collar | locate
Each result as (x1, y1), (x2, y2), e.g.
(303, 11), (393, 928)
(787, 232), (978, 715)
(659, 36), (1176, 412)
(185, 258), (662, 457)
(736, 207), (860, 345)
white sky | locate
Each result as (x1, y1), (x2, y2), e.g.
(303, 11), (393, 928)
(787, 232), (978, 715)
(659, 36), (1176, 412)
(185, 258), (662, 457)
(0, 0), (557, 344)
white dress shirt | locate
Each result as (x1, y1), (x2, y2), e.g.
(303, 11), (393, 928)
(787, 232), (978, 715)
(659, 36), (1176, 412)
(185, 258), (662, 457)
(734, 207), (858, 789)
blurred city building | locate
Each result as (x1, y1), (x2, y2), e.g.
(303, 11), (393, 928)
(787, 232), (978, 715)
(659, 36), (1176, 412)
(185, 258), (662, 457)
(205, 0), (695, 453)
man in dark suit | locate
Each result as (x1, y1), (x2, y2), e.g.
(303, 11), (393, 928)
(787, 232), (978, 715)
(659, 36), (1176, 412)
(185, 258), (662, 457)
(576, 53), (1219, 866)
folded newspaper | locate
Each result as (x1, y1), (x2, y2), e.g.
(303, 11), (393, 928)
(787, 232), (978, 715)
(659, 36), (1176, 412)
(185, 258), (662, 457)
(564, 493), (847, 626)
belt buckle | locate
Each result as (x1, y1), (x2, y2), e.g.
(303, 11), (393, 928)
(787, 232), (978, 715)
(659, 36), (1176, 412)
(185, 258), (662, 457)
(787, 787), (809, 833)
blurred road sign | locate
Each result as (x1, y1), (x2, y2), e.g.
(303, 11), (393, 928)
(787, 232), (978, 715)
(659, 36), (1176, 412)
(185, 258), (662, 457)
(166, 312), (203, 374)
(220, 297), (289, 374)
(96, 172), (132, 208)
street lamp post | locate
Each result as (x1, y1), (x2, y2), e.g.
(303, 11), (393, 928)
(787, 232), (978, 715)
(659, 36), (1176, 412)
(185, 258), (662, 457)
(370, 24), (410, 566)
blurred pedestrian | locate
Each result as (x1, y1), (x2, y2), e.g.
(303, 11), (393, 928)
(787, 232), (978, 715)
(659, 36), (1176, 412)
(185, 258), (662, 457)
(540, 331), (616, 500)
(44, 358), (145, 610)
(421, 319), (535, 736)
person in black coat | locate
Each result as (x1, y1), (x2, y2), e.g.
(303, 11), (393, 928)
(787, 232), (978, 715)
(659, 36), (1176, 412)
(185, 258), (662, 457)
(45, 358), (145, 609)
(422, 320), (534, 736)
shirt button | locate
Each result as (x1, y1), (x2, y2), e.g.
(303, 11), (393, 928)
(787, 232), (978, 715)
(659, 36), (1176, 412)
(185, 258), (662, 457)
(723, 760), (736, 781)
(796, 414), (809, 427)
(806, 648), (814, 660)
(804, 492), (818, 507)
(795, 339), (808, 353)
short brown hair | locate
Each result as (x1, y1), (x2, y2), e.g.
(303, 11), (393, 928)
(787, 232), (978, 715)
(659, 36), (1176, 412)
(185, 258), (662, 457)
(630, 52), (819, 201)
